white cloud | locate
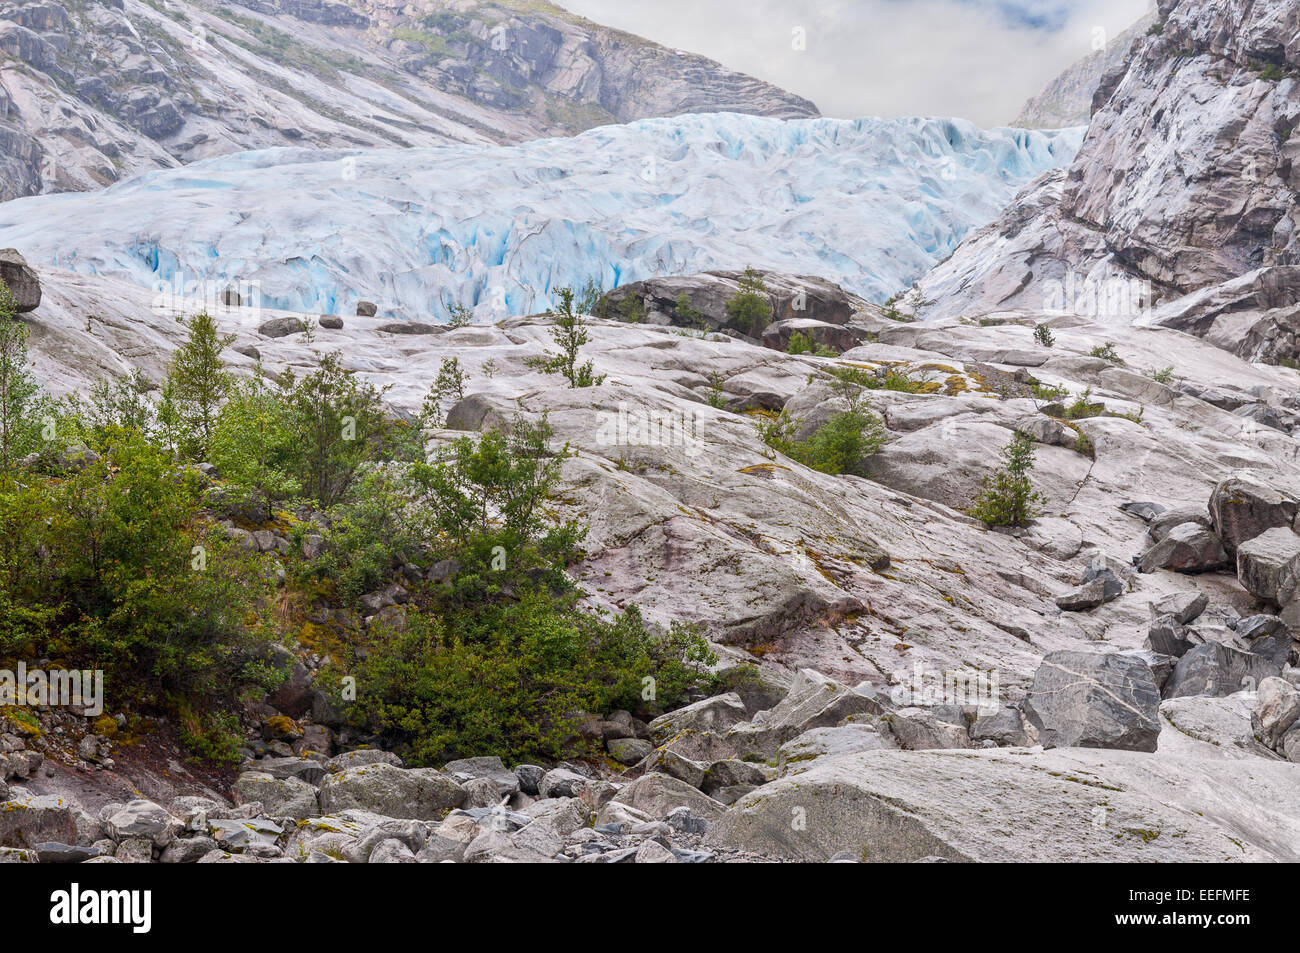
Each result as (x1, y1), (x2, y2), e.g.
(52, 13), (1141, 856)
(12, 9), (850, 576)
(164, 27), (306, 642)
(557, 0), (1151, 126)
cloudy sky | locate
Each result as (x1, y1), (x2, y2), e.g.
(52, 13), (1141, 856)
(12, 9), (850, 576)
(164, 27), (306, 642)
(559, 0), (1152, 126)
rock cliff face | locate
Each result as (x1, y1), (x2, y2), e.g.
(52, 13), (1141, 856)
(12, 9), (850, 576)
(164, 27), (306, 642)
(0, 0), (818, 201)
(1011, 7), (1157, 128)
(921, 0), (1300, 367)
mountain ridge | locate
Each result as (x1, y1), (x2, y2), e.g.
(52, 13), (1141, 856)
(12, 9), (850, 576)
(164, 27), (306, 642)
(0, 0), (818, 201)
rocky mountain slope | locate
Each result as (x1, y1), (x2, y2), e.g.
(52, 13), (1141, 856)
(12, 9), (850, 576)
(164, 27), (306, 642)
(0, 0), (818, 201)
(3, 250), (1299, 861)
(920, 0), (1300, 370)
(1011, 7), (1157, 128)
(0, 114), (1080, 320)
(4, 0), (1300, 868)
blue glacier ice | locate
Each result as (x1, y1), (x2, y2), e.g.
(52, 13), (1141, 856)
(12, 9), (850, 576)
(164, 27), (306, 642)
(0, 114), (1082, 321)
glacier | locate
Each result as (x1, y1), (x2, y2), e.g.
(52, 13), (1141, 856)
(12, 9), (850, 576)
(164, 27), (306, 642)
(0, 113), (1082, 321)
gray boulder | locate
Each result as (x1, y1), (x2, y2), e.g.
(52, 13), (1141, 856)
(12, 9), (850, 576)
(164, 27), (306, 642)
(0, 794), (77, 848)
(328, 749), (402, 772)
(607, 773), (727, 822)
(1252, 677), (1300, 749)
(1236, 527), (1300, 605)
(1164, 642), (1282, 699)
(969, 706), (1031, 747)
(1054, 577), (1118, 611)
(647, 692), (748, 747)
(1151, 591), (1208, 625)
(0, 249), (40, 312)
(1023, 651), (1161, 752)
(776, 723), (896, 775)
(258, 316), (308, 338)
(726, 669), (885, 759)
(1238, 615), (1293, 668)
(318, 764), (465, 820)
(233, 772), (319, 820)
(1138, 522), (1227, 573)
(606, 737), (653, 765)
(442, 757), (520, 798)
(1209, 476), (1298, 554)
(882, 708), (973, 750)
(1145, 615), (1196, 658)
(706, 746), (1300, 862)
(105, 799), (176, 847)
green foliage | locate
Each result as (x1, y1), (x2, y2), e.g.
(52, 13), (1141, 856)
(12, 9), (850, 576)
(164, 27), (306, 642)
(302, 469), (417, 608)
(1029, 381), (1070, 402)
(1089, 341), (1123, 364)
(543, 288), (605, 388)
(613, 294), (645, 323)
(445, 302), (475, 328)
(209, 368), (300, 504)
(786, 331), (837, 357)
(1148, 365), (1175, 384)
(165, 311), (234, 461)
(829, 365), (877, 388)
(725, 268), (772, 335)
(1033, 324), (1056, 348)
(276, 351), (394, 506)
(706, 371), (727, 409)
(761, 385), (885, 476)
(409, 414), (581, 571)
(423, 356), (468, 427)
(347, 598), (715, 765)
(1063, 386), (1102, 420)
(969, 431), (1044, 528)
(0, 429), (273, 705)
(0, 289), (46, 472)
(576, 279), (606, 317)
(674, 293), (709, 329)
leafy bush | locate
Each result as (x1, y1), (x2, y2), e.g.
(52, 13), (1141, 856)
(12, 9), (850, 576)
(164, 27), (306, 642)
(761, 386), (885, 476)
(164, 311), (234, 461)
(1089, 341), (1123, 364)
(969, 431), (1044, 528)
(1034, 324), (1055, 347)
(276, 351), (395, 506)
(726, 268), (772, 335)
(347, 596), (715, 765)
(0, 284), (48, 472)
(543, 288), (605, 387)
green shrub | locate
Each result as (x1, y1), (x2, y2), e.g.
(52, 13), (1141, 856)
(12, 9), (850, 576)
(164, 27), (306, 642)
(726, 268), (772, 335)
(543, 288), (605, 387)
(164, 311), (234, 461)
(0, 284), (47, 472)
(346, 597), (714, 765)
(969, 431), (1044, 528)
(761, 387), (885, 476)
(1089, 341), (1123, 364)
(1034, 324), (1055, 347)
(276, 351), (395, 505)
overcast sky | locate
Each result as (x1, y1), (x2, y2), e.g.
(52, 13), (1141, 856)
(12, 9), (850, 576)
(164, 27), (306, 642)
(558, 0), (1152, 127)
